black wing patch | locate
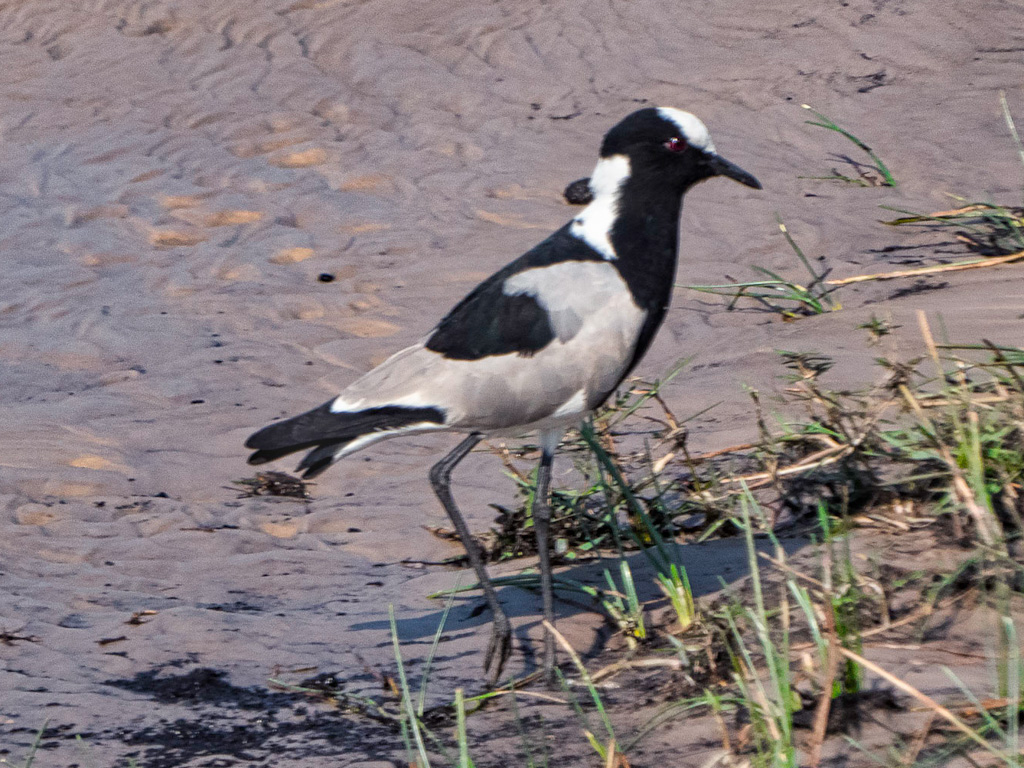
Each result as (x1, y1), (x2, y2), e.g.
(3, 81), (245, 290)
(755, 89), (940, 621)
(425, 224), (606, 361)
(426, 289), (555, 360)
(426, 277), (556, 360)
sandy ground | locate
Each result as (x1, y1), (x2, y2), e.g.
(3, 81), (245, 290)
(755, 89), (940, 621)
(1, 0), (1023, 764)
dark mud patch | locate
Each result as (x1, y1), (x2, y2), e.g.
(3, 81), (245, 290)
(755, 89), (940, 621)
(92, 666), (399, 767)
(104, 667), (291, 709)
(115, 709), (394, 768)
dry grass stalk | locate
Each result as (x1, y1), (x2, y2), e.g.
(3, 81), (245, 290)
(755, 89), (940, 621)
(472, 687), (567, 704)
(897, 380), (1000, 546)
(956, 696), (1016, 718)
(718, 444), (854, 489)
(807, 574), (840, 767)
(490, 442), (528, 482)
(785, 577), (973, 656)
(760, 552), (827, 591)
(825, 249), (1024, 287)
(836, 646), (998, 755)
(928, 205), (994, 218)
(901, 711), (937, 767)
(687, 442), (761, 462)
(590, 656), (685, 683)
(916, 393), (1009, 408)
(604, 739), (632, 768)
(543, 620), (590, 682)
(916, 310), (942, 373)
(854, 512), (912, 531)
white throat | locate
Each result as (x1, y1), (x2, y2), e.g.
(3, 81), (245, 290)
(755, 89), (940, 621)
(568, 154), (630, 260)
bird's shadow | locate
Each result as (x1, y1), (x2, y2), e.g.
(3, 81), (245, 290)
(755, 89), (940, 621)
(353, 533), (809, 670)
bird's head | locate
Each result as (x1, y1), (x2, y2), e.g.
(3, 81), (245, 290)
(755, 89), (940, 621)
(598, 107), (761, 194)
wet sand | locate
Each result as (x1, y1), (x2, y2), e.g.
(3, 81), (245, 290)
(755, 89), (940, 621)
(1, 0), (1023, 764)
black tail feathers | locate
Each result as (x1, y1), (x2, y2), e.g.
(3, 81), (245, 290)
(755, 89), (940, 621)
(245, 401), (446, 478)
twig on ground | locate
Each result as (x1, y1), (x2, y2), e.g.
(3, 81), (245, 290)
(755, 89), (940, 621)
(492, 442), (529, 482)
(807, 582), (840, 767)
(901, 711), (937, 767)
(825, 249), (1024, 287)
(686, 442), (762, 462)
(837, 646), (1000, 757)
(590, 656), (685, 683)
(787, 588), (974, 653)
(718, 444), (854, 488)
(468, 687), (567, 705)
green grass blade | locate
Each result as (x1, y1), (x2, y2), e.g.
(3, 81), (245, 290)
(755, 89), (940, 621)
(1003, 617), (1020, 767)
(776, 214), (826, 285)
(548, 621), (617, 745)
(455, 688), (473, 768)
(18, 721), (48, 768)
(579, 421), (675, 575)
(418, 575), (460, 717)
(802, 104), (895, 186)
(389, 605), (431, 768)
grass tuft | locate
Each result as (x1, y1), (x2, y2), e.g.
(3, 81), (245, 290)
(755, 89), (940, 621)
(801, 104), (896, 187)
(683, 215), (839, 319)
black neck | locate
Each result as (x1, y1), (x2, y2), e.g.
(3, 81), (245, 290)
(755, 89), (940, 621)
(606, 177), (687, 377)
(608, 178), (685, 314)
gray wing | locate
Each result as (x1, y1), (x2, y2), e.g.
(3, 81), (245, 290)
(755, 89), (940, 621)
(335, 261), (647, 433)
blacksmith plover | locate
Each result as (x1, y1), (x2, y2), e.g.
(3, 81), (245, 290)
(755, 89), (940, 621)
(245, 107), (761, 684)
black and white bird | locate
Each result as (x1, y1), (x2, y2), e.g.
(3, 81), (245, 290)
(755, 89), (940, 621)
(245, 107), (760, 684)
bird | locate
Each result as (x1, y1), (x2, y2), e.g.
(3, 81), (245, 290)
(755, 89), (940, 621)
(245, 106), (761, 685)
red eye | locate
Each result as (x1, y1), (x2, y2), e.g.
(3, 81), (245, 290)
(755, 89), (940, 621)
(665, 137), (687, 152)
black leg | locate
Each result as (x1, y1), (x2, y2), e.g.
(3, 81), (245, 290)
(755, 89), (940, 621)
(428, 433), (511, 686)
(533, 448), (556, 683)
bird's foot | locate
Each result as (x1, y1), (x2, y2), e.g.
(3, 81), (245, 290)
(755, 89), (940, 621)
(484, 611), (513, 687)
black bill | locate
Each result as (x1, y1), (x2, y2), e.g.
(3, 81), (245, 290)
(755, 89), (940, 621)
(707, 154), (761, 189)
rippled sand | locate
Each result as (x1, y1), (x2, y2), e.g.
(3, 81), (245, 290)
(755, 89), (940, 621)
(1, 0), (1022, 764)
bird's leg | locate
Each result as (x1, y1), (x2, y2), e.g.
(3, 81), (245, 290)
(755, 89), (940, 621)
(428, 433), (511, 686)
(533, 442), (557, 684)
